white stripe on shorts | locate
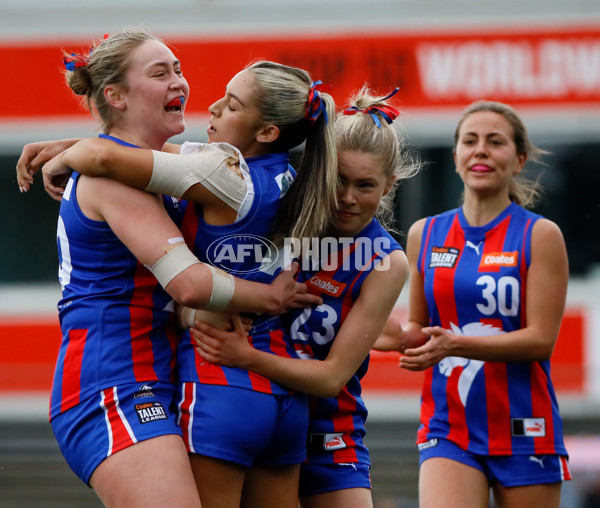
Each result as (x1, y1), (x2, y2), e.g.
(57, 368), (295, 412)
(100, 386), (138, 456)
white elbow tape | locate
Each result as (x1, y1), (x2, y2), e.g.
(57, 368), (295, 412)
(147, 144), (248, 208)
(148, 150), (204, 197)
(204, 265), (235, 312)
(149, 244), (200, 289)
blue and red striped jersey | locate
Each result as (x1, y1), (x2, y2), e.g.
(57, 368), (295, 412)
(416, 202), (567, 456)
(290, 219), (402, 465)
(50, 151), (179, 420)
(171, 151), (298, 395)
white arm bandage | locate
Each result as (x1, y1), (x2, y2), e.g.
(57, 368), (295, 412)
(204, 265), (235, 312)
(176, 306), (232, 330)
(177, 305), (198, 329)
(149, 244), (200, 289)
(169, 261), (235, 323)
(148, 143), (248, 211)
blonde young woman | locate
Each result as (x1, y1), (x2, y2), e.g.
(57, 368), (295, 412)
(193, 87), (420, 508)
(18, 59), (339, 508)
(14, 29), (316, 508)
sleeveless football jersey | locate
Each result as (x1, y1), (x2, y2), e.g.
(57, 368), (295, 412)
(416, 202), (567, 456)
(50, 136), (179, 420)
(289, 219), (402, 464)
(171, 152), (298, 395)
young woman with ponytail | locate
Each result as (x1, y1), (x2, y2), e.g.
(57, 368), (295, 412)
(18, 58), (339, 508)
(192, 86), (421, 508)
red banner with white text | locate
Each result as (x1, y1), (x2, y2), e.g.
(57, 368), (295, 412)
(1, 25), (599, 121)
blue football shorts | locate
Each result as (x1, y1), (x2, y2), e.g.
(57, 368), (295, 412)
(176, 382), (309, 467)
(299, 462), (371, 496)
(418, 437), (572, 487)
(51, 382), (183, 484)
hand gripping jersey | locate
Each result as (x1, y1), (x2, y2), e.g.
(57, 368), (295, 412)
(171, 152), (297, 395)
(289, 219), (402, 465)
(50, 136), (179, 420)
(416, 202), (567, 456)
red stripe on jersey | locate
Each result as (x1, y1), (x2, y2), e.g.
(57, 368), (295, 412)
(428, 215), (481, 448)
(60, 328), (87, 413)
(417, 219), (436, 443)
(433, 215), (462, 326)
(338, 270), (363, 323)
(530, 362), (556, 454)
(519, 219), (533, 329)
(247, 329), (288, 393)
(268, 328), (290, 358)
(129, 264), (158, 381)
(344, 250), (379, 322)
(484, 362), (511, 452)
(480, 317), (510, 452)
(102, 387), (135, 455)
(166, 321), (179, 383)
(480, 316), (508, 451)
(247, 371), (270, 392)
(478, 217), (517, 452)
(417, 368), (435, 443)
(333, 240), (357, 273)
(479, 216), (511, 273)
(195, 341), (229, 386)
(445, 366), (469, 449)
(327, 242), (363, 323)
(180, 204), (200, 248)
(332, 387), (359, 463)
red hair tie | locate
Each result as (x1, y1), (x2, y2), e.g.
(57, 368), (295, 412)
(343, 88), (400, 128)
(63, 33), (109, 71)
(63, 52), (90, 71)
(306, 80), (333, 125)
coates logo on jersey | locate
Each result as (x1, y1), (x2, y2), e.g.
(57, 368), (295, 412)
(429, 246), (460, 268)
(307, 273), (347, 296)
(480, 251), (518, 270)
(206, 234), (279, 274)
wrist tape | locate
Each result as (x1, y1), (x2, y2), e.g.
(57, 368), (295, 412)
(177, 305), (197, 329)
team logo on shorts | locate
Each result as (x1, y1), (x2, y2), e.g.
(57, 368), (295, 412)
(417, 438), (439, 451)
(135, 402), (168, 424)
(429, 246), (460, 268)
(134, 385), (155, 398)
